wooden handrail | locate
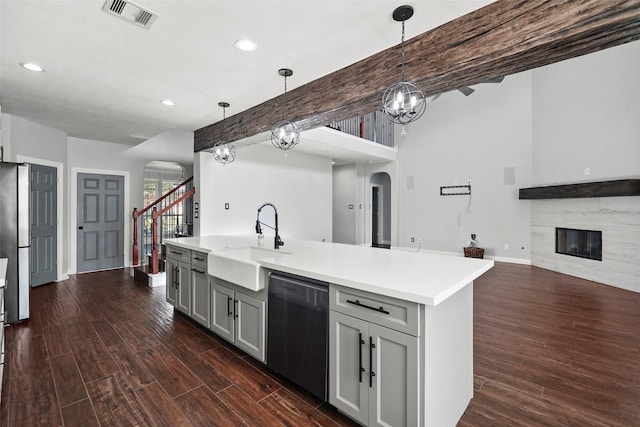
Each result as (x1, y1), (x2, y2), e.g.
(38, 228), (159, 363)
(133, 176), (194, 219)
(132, 176), (195, 267)
(149, 187), (196, 274)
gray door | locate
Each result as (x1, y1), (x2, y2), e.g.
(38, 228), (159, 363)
(30, 164), (58, 286)
(77, 173), (124, 273)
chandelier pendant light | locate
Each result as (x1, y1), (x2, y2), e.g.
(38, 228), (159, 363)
(212, 102), (235, 165)
(271, 68), (300, 152)
(382, 5), (426, 129)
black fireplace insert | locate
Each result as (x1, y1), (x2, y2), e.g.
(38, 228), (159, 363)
(555, 227), (602, 261)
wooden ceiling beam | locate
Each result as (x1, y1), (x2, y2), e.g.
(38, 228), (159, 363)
(194, 0), (640, 152)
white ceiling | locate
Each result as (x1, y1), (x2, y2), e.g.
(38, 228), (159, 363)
(0, 0), (494, 157)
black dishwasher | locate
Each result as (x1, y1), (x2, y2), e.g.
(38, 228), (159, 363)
(267, 271), (329, 401)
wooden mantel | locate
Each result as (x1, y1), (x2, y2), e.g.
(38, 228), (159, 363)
(519, 179), (640, 199)
(194, 0), (640, 152)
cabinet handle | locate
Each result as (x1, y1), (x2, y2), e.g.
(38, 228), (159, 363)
(346, 299), (389, 315)
(172, 266), (178, 288)
(234, 299), (238, 318)
(191, 267), (205, 274)
(194, 256), (205, 261)
(227, 296), (233, 317)
(171, 250), (183, 256)
(359, 333), (365, 383)
(369, 337), (376, 388)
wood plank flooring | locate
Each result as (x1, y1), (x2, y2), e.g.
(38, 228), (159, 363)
(1, 263), (639, 426)
(460, 263), (640, 427)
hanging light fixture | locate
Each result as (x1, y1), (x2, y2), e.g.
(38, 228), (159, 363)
(271, 68), (300, 151)
(212, 102), (235, 165)
(382, 5), (426, 131)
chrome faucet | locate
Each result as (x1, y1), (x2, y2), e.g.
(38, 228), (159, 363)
(255, 203), (284, 250)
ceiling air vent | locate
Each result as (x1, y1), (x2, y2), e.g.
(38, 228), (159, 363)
(102, 0), (158, 30)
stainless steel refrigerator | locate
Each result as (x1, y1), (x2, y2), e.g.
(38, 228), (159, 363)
(0, 162), (30, 324)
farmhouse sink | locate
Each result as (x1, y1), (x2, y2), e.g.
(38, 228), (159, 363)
(208, 246), (291, 291)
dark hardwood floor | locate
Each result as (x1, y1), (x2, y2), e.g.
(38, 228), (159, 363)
(460, 263), (640, 427)
(1, 263), (639, 426)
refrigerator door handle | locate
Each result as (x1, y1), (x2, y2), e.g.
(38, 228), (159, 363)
(17, 164), (30, 248)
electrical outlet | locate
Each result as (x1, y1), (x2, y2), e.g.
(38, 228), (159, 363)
(584, 167), (590, 176)
(411, 237), (415, 243)
(224, 203), (230, 210)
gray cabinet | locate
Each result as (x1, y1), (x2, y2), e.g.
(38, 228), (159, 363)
(210, 278), (265, 362)
(176, 261), (191, 315)
(235, 291), (265, 360)
(190, 251), (209, 327)
(330, 286), (419, 427)
(165, 256), (178, 307)
(165, 244), (191, 316)
(210, 281), (234, 341)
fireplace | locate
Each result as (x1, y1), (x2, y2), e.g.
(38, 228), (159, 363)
(555, 227), (602, 261)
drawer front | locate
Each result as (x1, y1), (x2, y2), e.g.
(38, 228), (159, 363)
(165, 245), (190, 264)
(191, 251), (208, 270)
(330, 285), (420, 336)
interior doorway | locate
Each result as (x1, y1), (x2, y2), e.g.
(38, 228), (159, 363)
(30, 163), (58, 286)
(77, 172), (125, 273)
(369, 172), (391, 249)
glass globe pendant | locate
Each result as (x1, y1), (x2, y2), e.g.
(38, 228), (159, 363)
(382, 6), (426, 128)
(212, 102), (235, 165)
(271, 68), (300, 151)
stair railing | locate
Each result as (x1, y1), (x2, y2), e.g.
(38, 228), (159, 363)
(132, 176), (195, 274)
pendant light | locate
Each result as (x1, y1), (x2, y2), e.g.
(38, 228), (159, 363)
(271, 68), (300, 151)
(212, 102), (235, 165)
(382, 5), (426, 131)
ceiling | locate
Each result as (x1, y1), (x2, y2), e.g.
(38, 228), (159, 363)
(0, 0), (494, 155)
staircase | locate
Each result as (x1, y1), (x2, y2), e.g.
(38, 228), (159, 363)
(131, 177), (196, 286)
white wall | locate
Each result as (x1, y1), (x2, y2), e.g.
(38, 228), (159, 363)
(1, 113), (195, 277)
(1, 114), (67, 164)
(196, 143), (332, 242)
(67, 133), (195, 273)
(529, 40), (640, 291)
(532, 41), (640, 185)
(127, 129), (194, 172)
(396, 71), (533, 261)
(2, 114), (71, 276)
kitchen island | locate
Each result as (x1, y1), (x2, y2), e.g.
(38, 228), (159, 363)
(163, 235), (493, 427)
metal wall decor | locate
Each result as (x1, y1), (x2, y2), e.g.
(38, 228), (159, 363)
(212, 102), (235, 165)
(271, 68), (300, 151)
(440, 185), (471, 196)
(382, 5), (426, 128)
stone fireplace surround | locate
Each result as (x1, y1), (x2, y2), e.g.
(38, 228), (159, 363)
(530, 196), (640, 293)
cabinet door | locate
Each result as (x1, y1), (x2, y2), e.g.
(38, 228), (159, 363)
(329, 311), (369, 426)
(165, 257), (177, 307)
(235, 291), (265, 362)
(369, 323), (419, 427)
(176, 260), (191, 316)
(190, 268), (209, 327)
(210, 282), (234, 342)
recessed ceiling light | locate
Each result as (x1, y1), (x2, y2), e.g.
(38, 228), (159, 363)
(20, 62), (45, 72)
(235, 39), (257, 52)
(161, 99), (175, 106)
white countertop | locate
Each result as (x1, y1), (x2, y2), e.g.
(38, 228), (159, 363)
(164, 235), (494, 306)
